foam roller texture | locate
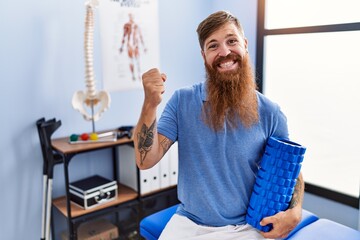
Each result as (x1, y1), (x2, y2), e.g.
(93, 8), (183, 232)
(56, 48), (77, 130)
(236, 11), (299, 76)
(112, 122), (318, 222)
(246, 137), (306, 232)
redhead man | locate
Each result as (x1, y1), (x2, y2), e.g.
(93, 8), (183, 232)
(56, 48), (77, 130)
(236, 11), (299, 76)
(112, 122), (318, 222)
(133, 10), (304, 240)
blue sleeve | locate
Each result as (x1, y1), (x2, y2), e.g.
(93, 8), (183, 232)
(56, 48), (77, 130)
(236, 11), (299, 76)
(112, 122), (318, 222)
(257, 92), (289, 140)
(272, 106), (289, 140)
(157, 91), (179, 142)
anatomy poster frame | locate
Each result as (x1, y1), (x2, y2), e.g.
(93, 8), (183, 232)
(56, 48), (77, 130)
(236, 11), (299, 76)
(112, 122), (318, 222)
(98, 0), (160, 91)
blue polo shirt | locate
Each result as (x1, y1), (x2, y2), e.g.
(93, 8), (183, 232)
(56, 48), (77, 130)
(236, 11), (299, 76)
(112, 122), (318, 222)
(157, 82), (288, 226)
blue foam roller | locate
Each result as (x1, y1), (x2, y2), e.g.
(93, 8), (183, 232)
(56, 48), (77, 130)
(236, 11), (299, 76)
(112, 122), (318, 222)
(246, 137), (306, 232)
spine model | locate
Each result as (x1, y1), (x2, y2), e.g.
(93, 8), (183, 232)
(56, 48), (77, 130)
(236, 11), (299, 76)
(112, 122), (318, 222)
(72, 0), (110, 126)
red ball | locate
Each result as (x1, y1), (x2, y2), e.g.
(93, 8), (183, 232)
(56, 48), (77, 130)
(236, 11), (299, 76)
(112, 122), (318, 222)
(80, 133), (89, 141)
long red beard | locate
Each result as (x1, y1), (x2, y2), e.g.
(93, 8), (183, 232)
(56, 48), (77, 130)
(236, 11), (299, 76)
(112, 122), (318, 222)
(202, 53), (259, 131)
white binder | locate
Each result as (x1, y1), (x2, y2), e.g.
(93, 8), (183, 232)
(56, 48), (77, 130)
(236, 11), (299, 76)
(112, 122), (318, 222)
(139, 167), (153, 195)
(159, 150), (171, 189)
(169, 142), (179, 186)
(117, 144), (161, 195)
(148, 161), (161, 194)
(116, 142), (178, 195)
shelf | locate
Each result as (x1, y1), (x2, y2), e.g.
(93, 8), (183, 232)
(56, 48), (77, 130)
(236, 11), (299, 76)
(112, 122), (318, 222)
(52, 131), (133, 155)
(53, 184), (138, 218)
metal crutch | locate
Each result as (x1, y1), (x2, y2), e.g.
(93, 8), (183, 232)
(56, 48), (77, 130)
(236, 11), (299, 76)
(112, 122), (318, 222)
(36, 118), (62, 240)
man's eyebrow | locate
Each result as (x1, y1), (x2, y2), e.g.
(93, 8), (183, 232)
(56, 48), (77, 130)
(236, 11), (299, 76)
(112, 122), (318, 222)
(225, 33), (237, 38)
(205, 39), (217, 48)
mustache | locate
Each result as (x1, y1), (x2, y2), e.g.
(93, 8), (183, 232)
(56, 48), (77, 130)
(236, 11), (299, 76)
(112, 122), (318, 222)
(212, 53), (242, 69)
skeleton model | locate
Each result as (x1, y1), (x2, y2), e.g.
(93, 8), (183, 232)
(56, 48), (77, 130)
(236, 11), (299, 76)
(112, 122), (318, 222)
(72, 0), (110, 132)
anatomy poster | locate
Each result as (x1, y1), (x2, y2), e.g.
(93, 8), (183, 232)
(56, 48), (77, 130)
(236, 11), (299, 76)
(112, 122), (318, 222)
(98, 0), (160, 91)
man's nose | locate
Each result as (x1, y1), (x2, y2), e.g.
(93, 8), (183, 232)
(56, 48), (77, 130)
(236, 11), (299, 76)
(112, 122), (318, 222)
(218, 44), (231, 57)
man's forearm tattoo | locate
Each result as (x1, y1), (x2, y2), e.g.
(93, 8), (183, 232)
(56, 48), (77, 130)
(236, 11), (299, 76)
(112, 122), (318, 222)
(137, 120), (156, 166)
(160, 138), (172, 154)
(289, 177), (303, 209)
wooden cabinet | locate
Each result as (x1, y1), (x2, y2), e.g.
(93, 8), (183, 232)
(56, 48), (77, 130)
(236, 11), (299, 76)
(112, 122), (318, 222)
(51, 134), (140, 240)
(51, 132), (178, 240)
(37, 118), (178, 240)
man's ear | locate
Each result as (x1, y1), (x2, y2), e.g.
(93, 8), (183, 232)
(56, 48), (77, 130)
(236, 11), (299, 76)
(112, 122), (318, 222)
(244, 38), (249, 51)
(201, 50), (205, 61)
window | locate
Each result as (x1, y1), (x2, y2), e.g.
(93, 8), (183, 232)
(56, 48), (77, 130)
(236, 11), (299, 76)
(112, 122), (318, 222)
(257, 0), (360, 207)
(265, 0), (360, 29)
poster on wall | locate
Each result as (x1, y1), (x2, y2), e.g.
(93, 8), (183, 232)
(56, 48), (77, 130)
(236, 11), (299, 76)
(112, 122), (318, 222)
(98, 0), (160, 91)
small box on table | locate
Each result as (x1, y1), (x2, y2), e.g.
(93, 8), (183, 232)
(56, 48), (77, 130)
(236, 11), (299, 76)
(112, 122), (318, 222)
(70, 175), (117, 209)
(61, 218), (119, 240)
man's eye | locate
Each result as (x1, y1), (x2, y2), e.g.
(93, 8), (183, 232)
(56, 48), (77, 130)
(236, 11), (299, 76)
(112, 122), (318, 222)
(208, 44), (217, 50)
(228, 39), (238, 45)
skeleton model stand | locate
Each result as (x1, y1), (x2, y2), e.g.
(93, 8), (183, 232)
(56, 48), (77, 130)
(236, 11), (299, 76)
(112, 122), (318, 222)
(72, 0), (110, 132)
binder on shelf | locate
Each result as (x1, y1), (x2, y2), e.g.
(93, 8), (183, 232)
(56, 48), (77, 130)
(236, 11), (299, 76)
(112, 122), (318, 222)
(141, 163), (160, 195)
(169, 142), (179, 186)
(150, 162), (161, 193)
(117, 144), (160, 195)
(159, 151), (171, 189)
(117, 142), (178, 196)
(139, 168), (152, 195)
